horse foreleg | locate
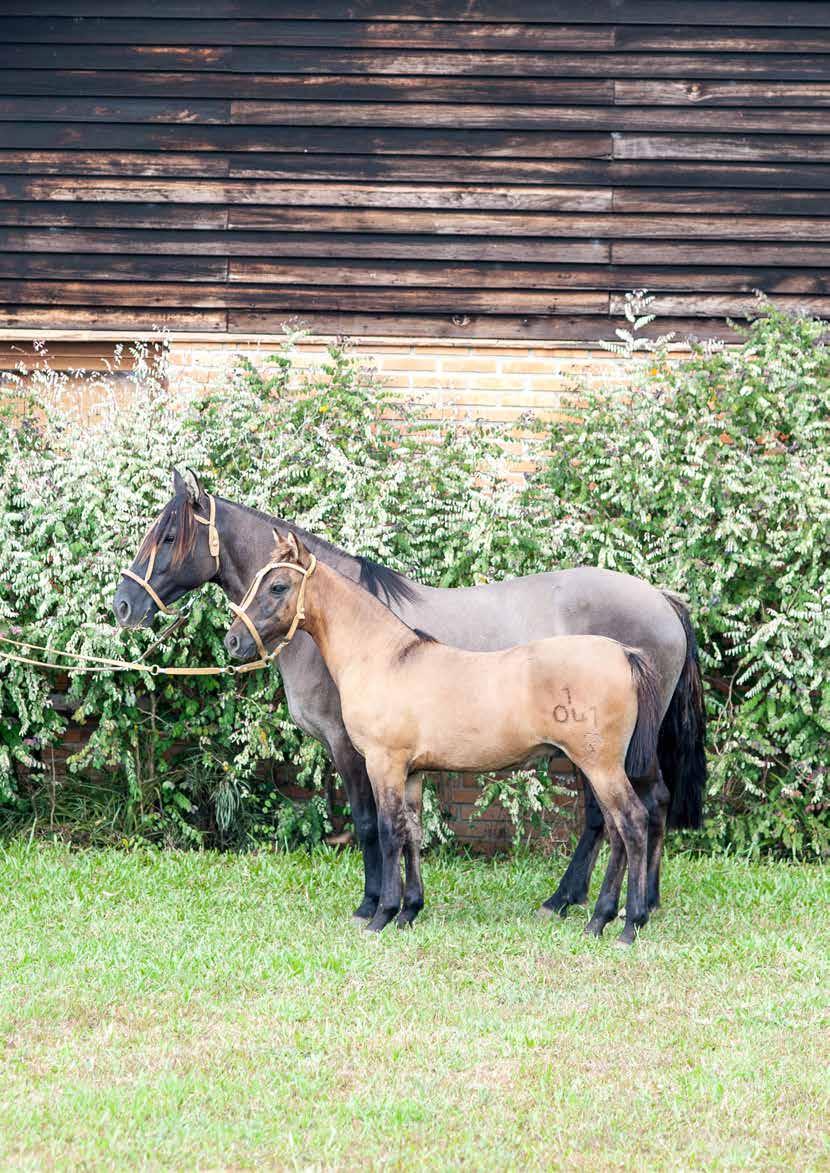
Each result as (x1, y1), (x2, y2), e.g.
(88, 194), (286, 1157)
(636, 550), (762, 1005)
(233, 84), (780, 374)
(398, 773), (425, 929)
(539, 771), (605, 918)
(330, 735), (383, 923)
(364, 754), (408, 934)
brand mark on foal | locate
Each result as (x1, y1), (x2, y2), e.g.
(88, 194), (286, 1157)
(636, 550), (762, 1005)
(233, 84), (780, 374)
(553, 687), (598, 727)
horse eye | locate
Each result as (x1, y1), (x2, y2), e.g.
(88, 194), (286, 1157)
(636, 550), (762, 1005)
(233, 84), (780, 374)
(270, 583), (287, 596)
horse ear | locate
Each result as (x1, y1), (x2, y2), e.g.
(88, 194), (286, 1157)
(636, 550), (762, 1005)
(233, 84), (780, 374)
(172, 467), (187, 497)
(183, 468), (202, 504)
(272, 527), (300, 563)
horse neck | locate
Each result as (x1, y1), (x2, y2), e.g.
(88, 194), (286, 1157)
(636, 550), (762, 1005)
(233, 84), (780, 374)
(213, 497), (363, 603)
(302, 561), (412, 690)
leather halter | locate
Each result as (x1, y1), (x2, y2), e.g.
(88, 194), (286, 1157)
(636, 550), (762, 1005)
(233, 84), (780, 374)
(122, 493), (220, 616)
(228, 554), (317, 666)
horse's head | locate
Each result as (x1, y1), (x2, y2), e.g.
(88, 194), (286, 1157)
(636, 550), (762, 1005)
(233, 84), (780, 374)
(224, 529), (313, 662)
(113, 468), (219, 628)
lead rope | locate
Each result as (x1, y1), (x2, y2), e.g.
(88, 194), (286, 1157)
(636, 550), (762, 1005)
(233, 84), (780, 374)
(0, 499), (311, 679)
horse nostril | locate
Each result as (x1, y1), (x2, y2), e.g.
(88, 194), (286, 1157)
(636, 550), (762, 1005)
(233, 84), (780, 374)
(227, 633), (240, 655)
(116, 598), (131, 623)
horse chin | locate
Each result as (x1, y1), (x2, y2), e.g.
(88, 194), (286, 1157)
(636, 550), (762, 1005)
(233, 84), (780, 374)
(112, 589), (158, 630)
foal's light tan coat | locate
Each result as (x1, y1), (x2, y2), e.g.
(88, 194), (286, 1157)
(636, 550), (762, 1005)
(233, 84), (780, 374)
(226, 533), (661, 943)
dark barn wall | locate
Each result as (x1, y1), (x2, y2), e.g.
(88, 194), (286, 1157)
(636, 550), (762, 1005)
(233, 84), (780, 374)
(0, 2), (829, 340)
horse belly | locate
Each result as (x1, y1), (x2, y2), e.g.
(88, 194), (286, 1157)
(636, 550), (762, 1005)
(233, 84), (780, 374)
(408, 671), (538, 773)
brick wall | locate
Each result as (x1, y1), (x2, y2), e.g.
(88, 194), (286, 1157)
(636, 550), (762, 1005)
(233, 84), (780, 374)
(166, 332), (648, 418)
(165, 332), (654, 484)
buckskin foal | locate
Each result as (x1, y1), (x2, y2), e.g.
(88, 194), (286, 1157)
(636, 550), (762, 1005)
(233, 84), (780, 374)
(225, 531), (663, 944)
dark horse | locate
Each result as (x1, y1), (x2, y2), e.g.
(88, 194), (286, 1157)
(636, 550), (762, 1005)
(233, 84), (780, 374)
(114, 470), (706, 922)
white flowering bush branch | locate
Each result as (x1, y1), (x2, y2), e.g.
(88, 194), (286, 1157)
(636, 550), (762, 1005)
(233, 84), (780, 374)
(0, 337), (521, 848)
(521, 303), (829, 860)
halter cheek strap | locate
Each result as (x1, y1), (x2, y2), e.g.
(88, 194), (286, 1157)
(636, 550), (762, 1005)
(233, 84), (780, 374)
(194, 492), (220, 570)
(122, 542), (175, 615)
(121, 492), (220, 617)
(228, 554), (317, 667)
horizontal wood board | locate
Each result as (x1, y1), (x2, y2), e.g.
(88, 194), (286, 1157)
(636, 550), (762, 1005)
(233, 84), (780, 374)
(1, 4), (829, 339)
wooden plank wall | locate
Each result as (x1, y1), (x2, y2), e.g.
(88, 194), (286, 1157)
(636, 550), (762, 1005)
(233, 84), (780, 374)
(0, 2), (829, 340)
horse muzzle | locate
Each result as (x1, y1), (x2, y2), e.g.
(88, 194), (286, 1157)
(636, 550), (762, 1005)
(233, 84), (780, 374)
(224, 627), (255, 661)
(112, 582), (156, 628)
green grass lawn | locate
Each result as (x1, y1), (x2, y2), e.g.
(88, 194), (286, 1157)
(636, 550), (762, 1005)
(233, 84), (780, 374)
(0, 843), (827, 1171)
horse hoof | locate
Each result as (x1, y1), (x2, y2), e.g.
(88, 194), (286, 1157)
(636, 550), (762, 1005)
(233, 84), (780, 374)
(584, 919), (605, 938)
(616, 928), (637, 947)
(365, 910), (396, 933)
(537, 904), (556, 920)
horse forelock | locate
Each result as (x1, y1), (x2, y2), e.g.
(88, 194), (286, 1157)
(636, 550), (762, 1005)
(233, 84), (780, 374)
(135, 494), (198, 569)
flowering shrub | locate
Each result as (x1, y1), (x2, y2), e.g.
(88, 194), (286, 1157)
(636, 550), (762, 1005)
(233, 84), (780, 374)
(1, 306), (827, 861)
(0, 337), (516, 847)
(521, 305), (829, 860)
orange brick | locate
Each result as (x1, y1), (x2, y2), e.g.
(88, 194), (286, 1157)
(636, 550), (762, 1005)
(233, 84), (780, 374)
(525, 377), (576, 393)
(409, 373), (470, 390)
(440, 356), (500, 374)
(444, 389), (504, 406)
(500, 390), (565, 408)
(466, 374), (520, 391)
(500, 359), (558, 376)
(377, 355), (438, 372)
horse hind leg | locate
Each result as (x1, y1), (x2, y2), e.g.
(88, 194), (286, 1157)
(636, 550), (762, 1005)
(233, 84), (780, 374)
(640, 764), (670, 912)
(397, 774), (425, 930)
(585, 822), (626, 937)
(581, 765), (650, 946)
(539, 770), (605, 918)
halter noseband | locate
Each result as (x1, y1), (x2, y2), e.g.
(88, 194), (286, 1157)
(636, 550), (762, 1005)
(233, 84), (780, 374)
(228, 553), (317, 665)
(122, 493), (220, 616)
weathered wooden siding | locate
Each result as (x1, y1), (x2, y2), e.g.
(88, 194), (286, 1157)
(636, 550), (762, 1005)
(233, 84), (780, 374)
(1, 3), (829, 339)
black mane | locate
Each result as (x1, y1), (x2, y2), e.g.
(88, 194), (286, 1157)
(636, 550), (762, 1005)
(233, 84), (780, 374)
(216, 497), (418, 606)
(397, 628), (437, 663)
(358, 556), (418, 607)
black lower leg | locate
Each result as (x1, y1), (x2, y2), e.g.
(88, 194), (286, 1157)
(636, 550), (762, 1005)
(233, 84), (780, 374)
(542, 774), (605, 915)
(397, 779), (425, 929)
(333, 743), (382, 920)
(642, 768), (670, 911)
(398, 845), (424, 929)
(586, 830), (626, 937)
(618, 801), (650, 945)
(352, 809), (382, 921)
(366, 796), (404, 934)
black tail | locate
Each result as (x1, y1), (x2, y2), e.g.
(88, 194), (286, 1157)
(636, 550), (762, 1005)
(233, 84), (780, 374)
(657, 593), (707, 829)
(624, 649), (662, 780)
